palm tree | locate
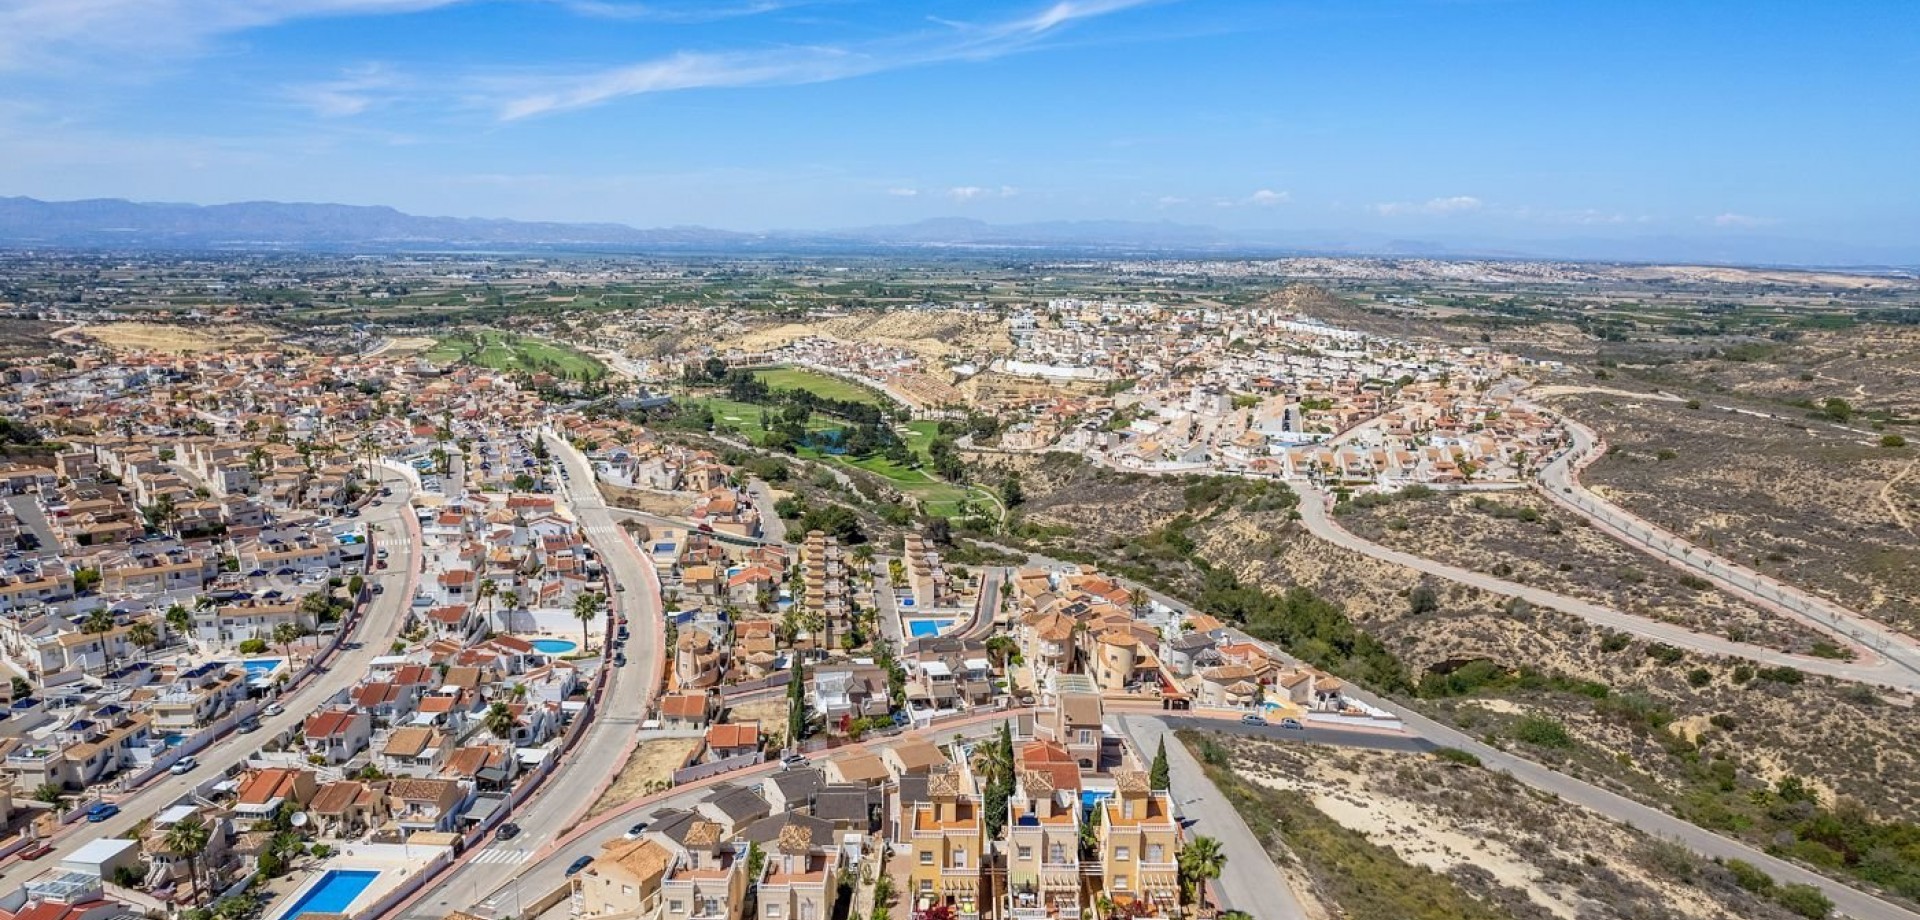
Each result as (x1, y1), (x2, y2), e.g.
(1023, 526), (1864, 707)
(477, 579), (499, 622)
(166, 603), (192, 637)
(1177, 835), (1226, 905)
(84, 608), (115, 635)
(572, 591), (605, 649)
(1129, 586), (1150, 617)
(164, 815), (212, 895)
(483, 701), (516, 740)
(272, 621), (304, 662)
(128, 620), (158, 652)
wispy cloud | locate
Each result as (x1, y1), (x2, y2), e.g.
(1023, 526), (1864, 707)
(1709, 212), (1778, 228)
(1372, 195), (1483, 216)
(544, 0), (815, 21)
(886, 187), (919, 197)
(0, 0), (469, 72)
(287, 64), (411, 117)
(1247, 188), (1290, 206)
(496, 0), (1157, 120)
(947, 185), (1019, 202)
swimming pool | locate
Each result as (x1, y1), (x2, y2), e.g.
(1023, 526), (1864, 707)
(530, 638), (578, 655)
(906, 619), (954, 639)
(278, 869), (380, 918)
(241, 658), (286, 676)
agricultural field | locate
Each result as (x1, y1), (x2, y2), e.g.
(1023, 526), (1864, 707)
(427, 330), (605, 379)
(751, 366), (886, 405)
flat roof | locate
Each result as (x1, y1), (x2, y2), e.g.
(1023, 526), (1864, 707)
(66, 836), (138, 863)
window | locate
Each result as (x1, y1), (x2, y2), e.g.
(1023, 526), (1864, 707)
(920, 880), (933, 893)
(1049, 843), (1066, 864)
(1017, 846), (1032, 861)
(1115, 846), (1130, 861)
(1113, 875), (1130, 891)
(622, 885), (635, 896)
(766, 906), (782, 919)
(1146, 844), (1165, 863)
(920, 851), (934, 865)
(799, 903), (816, 920)
(952, 849), (967, 868)
(1076, 729), (1091, 744)
(669, 901), (685, 914)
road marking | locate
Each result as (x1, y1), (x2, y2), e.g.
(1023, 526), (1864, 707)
(469, 847), (531, 865)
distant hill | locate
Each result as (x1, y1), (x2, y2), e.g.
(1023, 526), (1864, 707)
(0, 196), (755, 249)
(0, 195), (1911, 267)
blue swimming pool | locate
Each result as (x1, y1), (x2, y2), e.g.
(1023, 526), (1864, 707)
(279, 869), (379, 918)
(531, 638), (578, 655)
(906, 619), (953, 639)
(241, 658), (285, 676)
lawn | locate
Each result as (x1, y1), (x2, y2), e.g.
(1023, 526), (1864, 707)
(428, 331), (604, 379)
(696, 398), (840, 440)
(753, 366), (888, 406)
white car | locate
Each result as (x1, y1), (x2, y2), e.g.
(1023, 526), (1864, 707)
(263, 703), (286, 717)
(169, 756), (198, 775)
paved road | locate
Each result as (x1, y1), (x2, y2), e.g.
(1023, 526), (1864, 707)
(1, 468), (422, 888)
(978, 540), (1920, 919)
(1116, 715), (1309, 919)
(401, 432), (667, 919)
(744, 478), (788, 545)
(1534, 406), (1920, 685)
(1292, 480), (1920, 693)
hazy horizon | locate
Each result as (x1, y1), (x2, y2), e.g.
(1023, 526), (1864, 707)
(2, 1), (1916, 264)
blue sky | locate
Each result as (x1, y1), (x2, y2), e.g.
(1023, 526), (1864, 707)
(1, 0), (1916, 258)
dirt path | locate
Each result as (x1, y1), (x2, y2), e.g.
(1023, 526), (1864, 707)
(1880, 457), (1919, 535)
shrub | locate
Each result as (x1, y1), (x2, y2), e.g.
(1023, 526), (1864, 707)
(1726, 858), (1776, 894)
(1645, 643), (1685, 665)
(238, 638), (268, 655)
(1512, 714), (1573, 748)
(1687, 668), (1713, 688)
(1881, 434), (1908, 448)
(1775, 883), (1834, 919)
(1756, 666), (1805, 685)
(1600, 631), (1633, 653)
(1432, 747), (1481, 767)
(1709, 713), (1738, 731)
(1731, 664), (1756, 684)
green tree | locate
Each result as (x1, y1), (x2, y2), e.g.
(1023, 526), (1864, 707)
(164, 815), (213, 895)
(787, 655), (809, 745)
(33, 782), (67, 805)
(71, 567), (102, 594)
(1149, 737), (1171, 791)
(484, 701), (516, 740)
(983, 721), (1015, 838)
(166, 603), (192, 636)
(1177, 835), (1227, 905)
(84, 608), (115, 635)
(1821, 398), (1854, 423)
(272, 621), (304, 661)
(573, 590), (605, 650)
(129, 620), (158, 651)
(9, 676), (31, 700)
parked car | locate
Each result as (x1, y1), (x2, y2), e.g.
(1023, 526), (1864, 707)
(263, 703), (285, 717)
(613, 654), (627, 667)
(1239, 713), (1267, 726)
(1277, 717), (1305, 731)
(169, 756), (198, 775)
(19, 842), (54, 860)
(565, 855), (594, 876)
(236, 717), (261, 734)
(373, 583), (385, 593)
(782, 753), (808, 768)
(497, 822), (521, 840)
(86, 803), (120, 823)
(623, 822), (649, 840)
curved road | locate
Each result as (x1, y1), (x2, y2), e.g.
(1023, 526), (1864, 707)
(1293, 481), (1920, 692)
(1, 467), (423, 888)
(392, 430), (667, 920)
(1533, 406), (1920, 684)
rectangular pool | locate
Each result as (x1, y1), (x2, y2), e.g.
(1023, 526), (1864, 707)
(906, 619), (954, 639)
(279, 869), (380, 919)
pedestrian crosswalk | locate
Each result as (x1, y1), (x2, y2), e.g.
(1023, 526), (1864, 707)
(469, 847), (531, 866)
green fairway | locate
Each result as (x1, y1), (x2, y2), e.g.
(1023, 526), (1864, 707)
(752, 366), (888, 406)
(696, 398), (839, 439)
(429, 331), (604, 379)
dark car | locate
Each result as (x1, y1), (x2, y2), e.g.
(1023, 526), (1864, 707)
(497, 822), (521, 840)
(566, 855), (594, 876)
(614, 653), (627, 667)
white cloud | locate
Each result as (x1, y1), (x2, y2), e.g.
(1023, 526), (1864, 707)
(887, 187), (919, 198)
(495, 0), (1155, 119)
(1155, 195), (1187, 207)
(1247, 188), (1290, 206)
(0, 0), (469, 72)
(1372, 195), (1483, 217)
(287, 64), (407, 117)
(1710, 212), (1778, 228)
(946, 185), (1019, 202)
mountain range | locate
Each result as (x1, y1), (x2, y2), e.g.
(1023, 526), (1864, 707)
(0, 196), (1911, 268)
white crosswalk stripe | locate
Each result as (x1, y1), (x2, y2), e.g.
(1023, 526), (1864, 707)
(468, 848), (531, 865)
